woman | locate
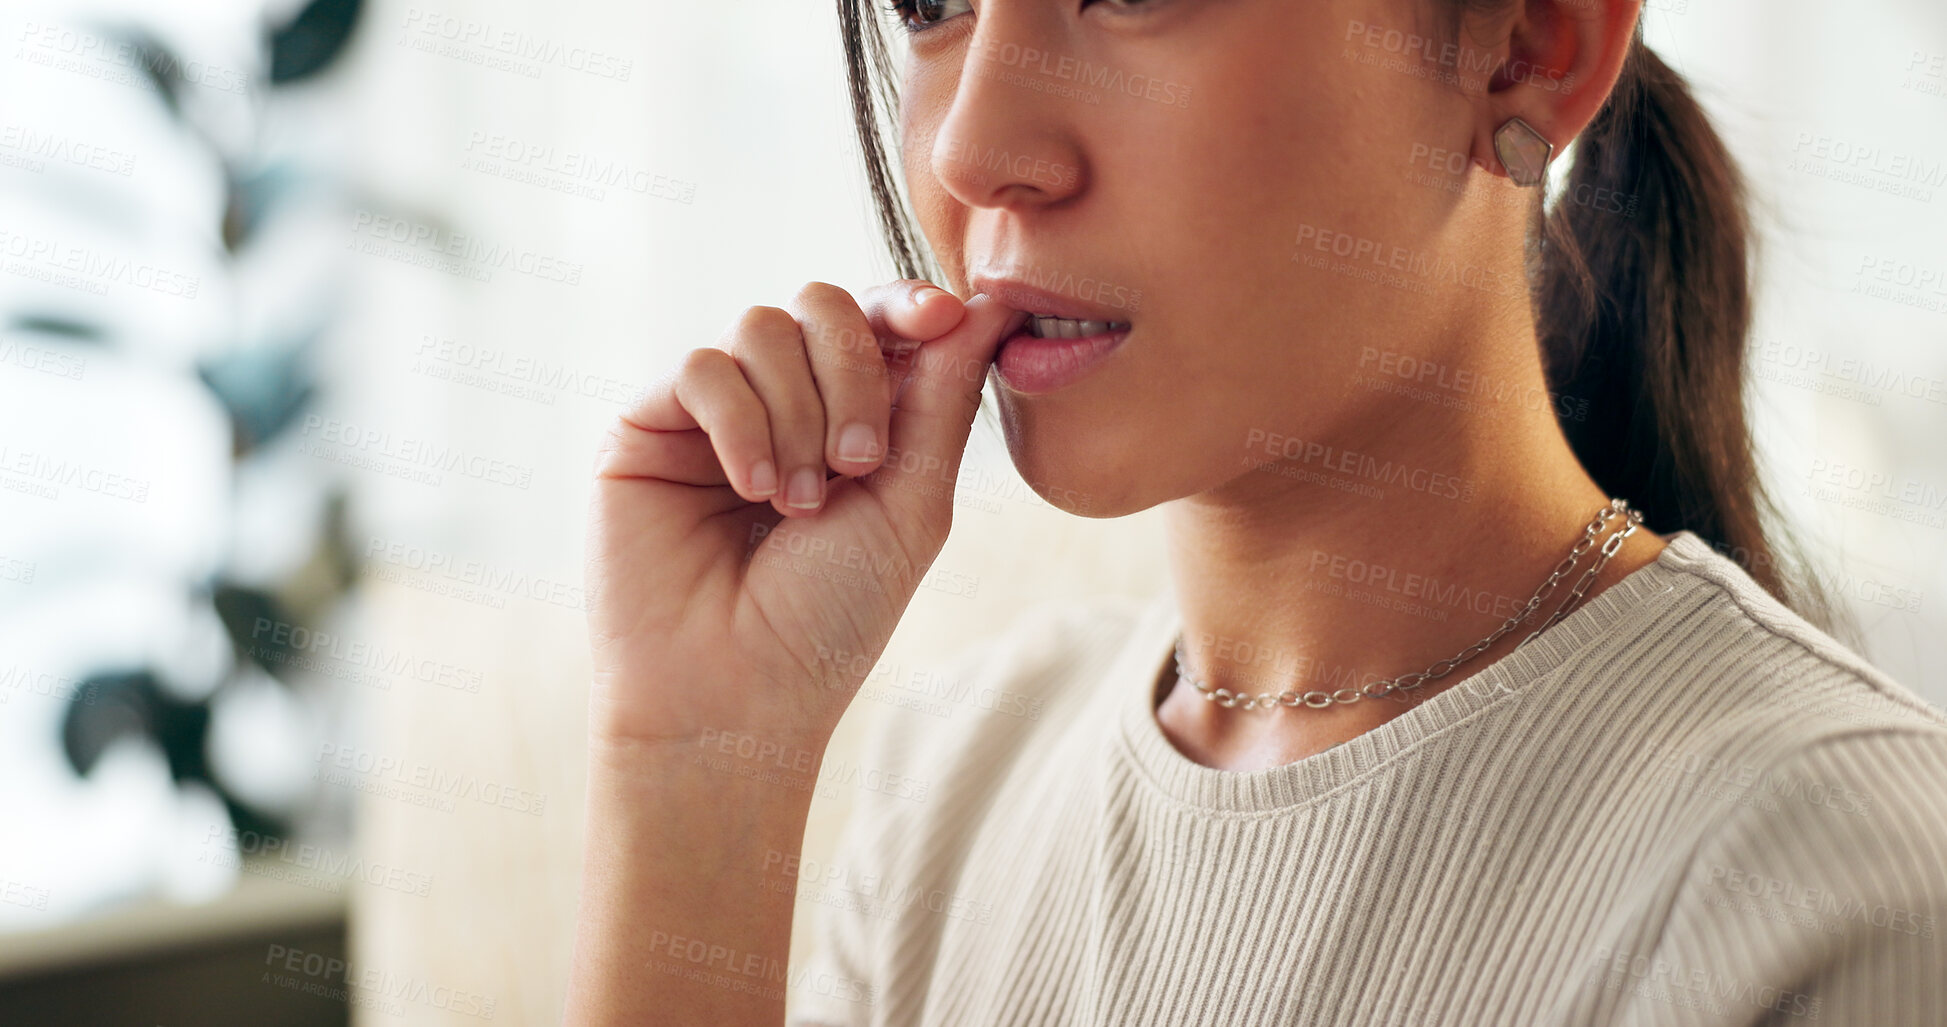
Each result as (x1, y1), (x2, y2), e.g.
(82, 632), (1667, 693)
(566, 0), (1947, 1023)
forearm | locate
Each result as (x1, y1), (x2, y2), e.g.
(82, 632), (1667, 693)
(565, 730), (823, 1026)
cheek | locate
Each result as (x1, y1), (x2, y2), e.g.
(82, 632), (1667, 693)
(897, 78), (969, 284)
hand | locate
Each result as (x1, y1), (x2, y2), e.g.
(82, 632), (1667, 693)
(585, 281), (1019, 748)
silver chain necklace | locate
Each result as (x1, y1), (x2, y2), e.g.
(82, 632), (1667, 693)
(1172, 498), (1644, 712)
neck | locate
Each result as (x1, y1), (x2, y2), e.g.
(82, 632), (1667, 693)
(1156, 327), (1666, 769)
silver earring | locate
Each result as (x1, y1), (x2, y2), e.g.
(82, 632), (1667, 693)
(1494, 117), (1554, 188)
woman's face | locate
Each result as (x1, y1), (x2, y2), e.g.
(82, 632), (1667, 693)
(897, 0), (1529, 517)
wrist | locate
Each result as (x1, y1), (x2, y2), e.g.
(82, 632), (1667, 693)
(587, 671), (846, 758)
(588, 719), (834, 806)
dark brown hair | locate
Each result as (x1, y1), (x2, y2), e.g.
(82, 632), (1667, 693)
(836, 1), (1836, 629)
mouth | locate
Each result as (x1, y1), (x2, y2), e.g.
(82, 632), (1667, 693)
(992, 313), (1132, 396)
(1018, 314), (1134, 340)
(970, 270), (1139, 394)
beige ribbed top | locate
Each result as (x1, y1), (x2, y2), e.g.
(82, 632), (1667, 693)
(785, 532), (1947, 1026)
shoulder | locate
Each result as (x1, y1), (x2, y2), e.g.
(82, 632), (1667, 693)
(1629, 730), (1947, 1024)
(1553, 538), (1947, 1021)
(1614, 532), (1947, 747)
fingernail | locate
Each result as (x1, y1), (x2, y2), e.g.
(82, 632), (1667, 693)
(915, 286), (953, 308)
(750, 459), (777, 497)
(836, 422), (879, 463)
(786, 467), (823, 509)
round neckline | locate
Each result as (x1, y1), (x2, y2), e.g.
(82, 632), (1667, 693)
(1109, 531), (1702, 814)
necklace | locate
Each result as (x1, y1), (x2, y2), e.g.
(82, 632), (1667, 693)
(1171, 498), (1644, 712)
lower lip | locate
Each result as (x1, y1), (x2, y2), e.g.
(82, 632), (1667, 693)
(993, 326), (1130, 395)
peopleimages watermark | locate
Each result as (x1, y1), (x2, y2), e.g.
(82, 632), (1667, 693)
(0, 123), (136, 177)
(1586, 946), (1819, 1020)
(248, 617), (484, 694)
(743, 518), (979, 601)
(263, 943), (496, 1020)
(1352, 345), (1590, 422)
(314, 742), (547, 816)
(968, 38), (1192, 109)
(1701, 861), (1936, 940)
(397, 6), (632, 83)
(0, 443), (151, 503)
(1851, 254), (1947, 316)
(1905, 49), (1946, 100)
(0, 336), (87, 380)
(204, 825), (435, 898)
(812, 642), (1046, 721)
(297, 414), (534, 490)
(13, 20), (252, 95)
(1754, 336), (1947, 408)
(0, 878), (50, 911)
(0, 227), (201, 299)
(973, 262), (1143, 314)
(935, 135), (1079, 191)
(692, 727), (931, 803)
(0, 663), (98, 706)
(1647, 743), (1877, 818)
(1787, 131), (1945, 204)
(1293, 223), (1523, 299)
(640, 921), (876, 1008)
(1241, 427), (1480, 503)
(363, 537), (585, 612)
(763, 848), (997, 928)
(409, 334), (642, 406)
(346, 210), (584, 285)
(459, 131), (694, 204)
(1305, 548), (1528, 625)
(1343, 19), (1575, 94)
(0, 556), (35, 587)
(1801, 458), (1947, 530)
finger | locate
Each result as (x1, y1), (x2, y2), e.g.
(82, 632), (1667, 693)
(866, 293), (1022, 531)
(857, 279), (965, 345)
(788, 282), (894, 479)
(726, 305), (829, 516)
(610, 346), (778, 502)
(856, 280), (966, 413)
(593, 427), (731, 486)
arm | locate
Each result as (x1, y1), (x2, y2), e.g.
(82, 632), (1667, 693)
(563, 282), (1015, 1025)
(564, 732), (823, 1026)
(1598, 730), (1947, 1026)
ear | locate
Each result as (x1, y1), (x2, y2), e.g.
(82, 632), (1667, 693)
(1463, 0), (1643, 181)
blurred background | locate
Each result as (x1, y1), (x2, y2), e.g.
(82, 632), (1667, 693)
(0, 0), (1941, 1023)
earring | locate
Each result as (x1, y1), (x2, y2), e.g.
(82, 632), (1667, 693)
(1494, 117), (1554, 188)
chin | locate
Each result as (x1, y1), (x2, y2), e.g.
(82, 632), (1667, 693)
(999, 436), (1158, 520)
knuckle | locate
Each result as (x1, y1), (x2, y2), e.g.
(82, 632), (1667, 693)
(793, 280), (855, 312)
(771, 397), (828, 445)
(678, 345), (730, 378)
(807, 318), (878, 362)
(733, 304), (798, 341)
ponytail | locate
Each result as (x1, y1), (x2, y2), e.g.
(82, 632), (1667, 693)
(1537, 37), (1830, 625)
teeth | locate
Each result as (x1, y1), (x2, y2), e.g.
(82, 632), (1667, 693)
(1025, 315), (1130, 339)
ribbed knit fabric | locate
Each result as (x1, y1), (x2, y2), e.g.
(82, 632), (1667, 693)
(785, 532), (1947, 1026)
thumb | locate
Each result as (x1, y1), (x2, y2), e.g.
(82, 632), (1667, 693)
(864, 293), (1021, 538)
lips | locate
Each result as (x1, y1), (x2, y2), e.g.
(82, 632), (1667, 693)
(990, 316), (1131, 395)
(968, 271), (1135, 325)
(964, 268), (1138, 394)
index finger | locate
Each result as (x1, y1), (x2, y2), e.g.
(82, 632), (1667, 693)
(857, 279), (965, 346)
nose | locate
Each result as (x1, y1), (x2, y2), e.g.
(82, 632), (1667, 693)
(928, 6), (1088, 212)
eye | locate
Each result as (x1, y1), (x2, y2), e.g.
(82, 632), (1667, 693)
(884, 0), (974, 34)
